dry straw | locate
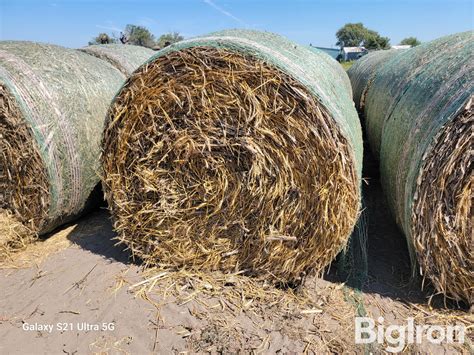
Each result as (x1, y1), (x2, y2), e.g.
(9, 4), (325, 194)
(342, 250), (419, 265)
(349, 32), (473, 303)
(0, 41), (149, 255)
(0, 209), (34, 258)
(102, 30), (363, 284)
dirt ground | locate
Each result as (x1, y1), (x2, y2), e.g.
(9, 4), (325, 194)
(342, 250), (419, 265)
(0, 151), (472, 354)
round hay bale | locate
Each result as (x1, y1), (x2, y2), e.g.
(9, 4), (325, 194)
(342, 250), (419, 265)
(80, 44), (155, 76)
(347, 49), (400, 112)
(0, 41), (128, 237)
(362, 32), (473, 303)
(102, 30), (363, 283)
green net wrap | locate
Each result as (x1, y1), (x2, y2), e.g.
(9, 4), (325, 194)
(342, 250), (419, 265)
(306, 45), (353, 96)
(80, 44), (155, 76)
(0, 41), (137, 234)
(353, 32), (473, 302)
(347, 49), (401, 112)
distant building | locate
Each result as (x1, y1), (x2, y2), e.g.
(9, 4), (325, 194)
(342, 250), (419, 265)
(308, 45), (340, 60)
(391, 45), (412, 50)
(308, 45), (407, 62)
(342, 47), (368, 61)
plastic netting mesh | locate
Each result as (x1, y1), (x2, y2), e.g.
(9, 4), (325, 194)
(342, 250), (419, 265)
(0, 41), (128, 234)
(80, 44), (155, 76)
(355, 31), (473, 302)
(347, 49), (401, 112)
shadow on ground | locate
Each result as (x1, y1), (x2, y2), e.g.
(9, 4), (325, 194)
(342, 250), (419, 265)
(63, 208), (132, 265)
(325, 138), (469, 310)
(323, 159), (427, 306)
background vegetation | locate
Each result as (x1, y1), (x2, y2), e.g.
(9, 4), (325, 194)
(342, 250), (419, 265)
(89, 24), (183, 48)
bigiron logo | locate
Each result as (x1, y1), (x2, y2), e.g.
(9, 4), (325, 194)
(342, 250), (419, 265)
(354, 317), (466, 353)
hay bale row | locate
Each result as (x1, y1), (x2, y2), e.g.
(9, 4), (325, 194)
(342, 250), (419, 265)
(101, 30), (363, 283)
(0, 41), (151, 248)
(348, 32), (473, 303)
(347, 49), (400, 112)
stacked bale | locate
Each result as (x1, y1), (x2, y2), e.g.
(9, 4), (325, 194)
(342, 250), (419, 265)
(0, 41), (149, 254)
(102, 30), (363, 283)
(349, 32), (473, 303)
(80, 44), (154, 76)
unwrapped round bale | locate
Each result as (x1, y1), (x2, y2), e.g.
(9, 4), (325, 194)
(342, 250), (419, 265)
(80, 44), (155, 76)
(0, 41), (146, 241)
(357, 32), (473, 303)
(102, 30), (363, 282)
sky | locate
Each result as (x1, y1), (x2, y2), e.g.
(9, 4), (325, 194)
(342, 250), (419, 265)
(0, 0), (473, 48)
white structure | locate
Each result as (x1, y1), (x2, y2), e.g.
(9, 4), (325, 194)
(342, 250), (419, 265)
(391, 45), (412, 50)
(342, 46), (367, 61)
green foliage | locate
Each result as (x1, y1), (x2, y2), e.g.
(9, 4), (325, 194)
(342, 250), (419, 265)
(336, 23), (390, 50)
(400, 37), (421, 46)
(336, 23), (368, 47)
(341, 61), (355, 71)
(156, 32), (184, 48)
(365, 34), (390, 50)
(124, 24), (155, 48)
(87, 25), (185, 49)
(88, 33), (116, 45)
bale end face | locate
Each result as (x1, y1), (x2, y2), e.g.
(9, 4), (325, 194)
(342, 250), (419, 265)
(102, 47), (360, 283)
(0, 83), (49, 233)
(412, 97), (473, 303)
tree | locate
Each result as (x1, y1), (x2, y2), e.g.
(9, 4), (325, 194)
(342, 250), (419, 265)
(336, 23), (368, 47)
(364, 33), (390, 50)
(400, 37), (421, 46)
(336, 23), (390, 49)
(156, 32), (184, 48)
(87, 25), (185, 49)
(124, 24), (155, 48)
(88, 33), (116, 45)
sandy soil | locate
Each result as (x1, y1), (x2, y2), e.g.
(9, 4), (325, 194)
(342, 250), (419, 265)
(0, 151), (472, 354)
